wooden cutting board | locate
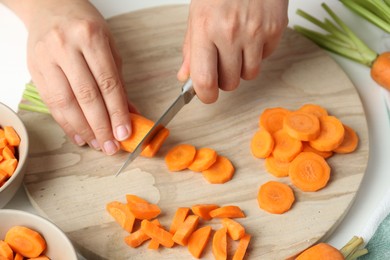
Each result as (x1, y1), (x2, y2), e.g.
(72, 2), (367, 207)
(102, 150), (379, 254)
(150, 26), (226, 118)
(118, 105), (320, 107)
(19, 5), (369, 260)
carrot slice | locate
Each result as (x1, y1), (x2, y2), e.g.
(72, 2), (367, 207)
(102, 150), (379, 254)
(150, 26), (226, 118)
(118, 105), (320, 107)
(283, 111), (320, 141)
(0, 138), (7, 149)
(169, 207), (191, 234)
(298, 103), (328, 118)
(202, 156), (235, 184)
(221, 218), (245, 240)
(2, 146), (15, 160)
(333, 124), (359, 154)
(188, 147), (218, 172)
(250, 130), (274, 158)
(264, 155), (290, 178)
(5, 226), (46, 258)
(0, 240), (13, 260)
(140, 219), (175, 248)
(25, 256), (50, 260)
(106, 201), (135, 233)
(232, 233), (251, 260)
(4, 126), (20, 147)
(165, 144), (196, 171)
(209, 206), (245, 219)
(172, 215), (200, 246)
(124, 219), (160, 248)
(272, 130), (302, 162)
(296, 242), (344, 260)
(0, 170), (8, 185)
(126, 194), (161, 220)
(13, 253), (24, 260)
(141, 128), (170, 158)
(259, 107), (290, 134)
(371, 52), (390, 91)
(257, 181), (295, 214)
(191, 204), (219, 221)
(147, 219), (162, 250)
(188, 226), (212, 259)
(289, 152), (331, 192)
(212, 227), (227, 260)
(0, 129), (4, 138)
(0, 159), (18, 177)
(302, 142), (333, 159)
(309, 116), (345, 152)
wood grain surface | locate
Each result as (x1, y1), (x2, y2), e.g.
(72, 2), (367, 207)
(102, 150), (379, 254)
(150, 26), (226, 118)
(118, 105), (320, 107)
(19, 5), (369, 260)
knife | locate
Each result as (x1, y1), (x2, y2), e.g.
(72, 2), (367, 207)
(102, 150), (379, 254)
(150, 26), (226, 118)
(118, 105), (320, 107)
(115, 78), (196, 177)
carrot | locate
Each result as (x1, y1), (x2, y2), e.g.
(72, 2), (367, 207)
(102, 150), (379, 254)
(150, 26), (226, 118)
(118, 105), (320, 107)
(2, 146), (15, 160)
(289, 152), (331, 192)
(13, 253), (24, 260)
(309, 116), (345, 152)
(209, 206), (245, 219)
(140, 219), (175, 248)
(169, 207), (190, 234)
(0, 170), (8, 187)
(259, 107), (291, 134)
(283, 111), (320, 141)
(272, 130), (303, 162)
(124, 224), (153, 248)
(3, 126), (20, 147)
(0, 129), (4, 138)
(371, 52), (390, 91)
(5, 226), (46, 258)
(172, 215), (200, 246)
(164, 144), (196, 171)
(250, 130), (274, 159)
(191, 204), (219, 221)
(147, 219), (162, 250)
(298, 104), (328, 118)
(202, 156), (235, 184)
(212, 227), (227, 260)
(106, 201), (136, 233)
(333, 124), (359, 154)
(26, 256), (50, 260)
(141, 127), (170, 158)
(221, 218), (245, 240)
(0, 240), (13, 260)
(0, 138), (7, 149)
(302, 142), (333, 159)
(258, 181), (295, 214)
(0, 159), (18, 177)
(232, 233), (251, 260)
(188, 226), (212, 259)
(188, 147), (218, 172)
(264, 155), (290, 178)
(126, 194), (161, 220)
(295, 243), (344, 260)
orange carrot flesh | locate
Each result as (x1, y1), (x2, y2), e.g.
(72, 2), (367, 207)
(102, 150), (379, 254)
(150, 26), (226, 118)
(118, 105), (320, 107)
(264, 155), (290, 178)
(302, 142), (333, 159)
(141, 127), (170, 158)
(2, 146), (15, 160)
(188, 147), (218, 172)
(172, 215), (200, 246)
(333, 124), (359, 154)
(232, 233), (251, 260)
(169, 207), (191, 234)
(298, 103), (328, 118)
(209, 206), (245, 219)
(106, 201), (136, 233)
(283, 111), (320, 141)
(25, 256), (50, 260)
(259, 107), (291, 134)
(221, 218), (245, 241)
(119, 113), (154, 153)
(257, 181), (295, 214)
(0, 170), (8, 187)
(124, 228), (151, 248)
(250, 130), (274, 159)
(4, 126), (20, 147)
(4, 226), (46, 258)
(188, 226), (212, 259)
(212, 227), (227, 260)
(202, 156), (235, 184)
(191, 204), (219, 221)
(13, 252), (24, 260)
(0, 159), (18, 177)
(309, 116), (345, 152)
(147, 219), (162, 250)
(0, 240), (13, 260)
(371, 52), (390, 91)
(0, 138), (7, 149)
(165, 144), (196, 171)
(296, 242), (344, 260)
(272, 130), (302, 162)
(140, 220), (175, 248)
(289, 152), (331, 192)
(126, 194), (161, 220)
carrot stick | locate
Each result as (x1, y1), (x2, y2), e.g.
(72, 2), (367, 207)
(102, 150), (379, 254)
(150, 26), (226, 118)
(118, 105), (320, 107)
(257, 181), (295, 214)
(124, 224), (154, 248)
(141, 128), (170, 158)
(0, 159), (18, 177)
(212, 227), (227, 260)
(164, 144), (196, 171)
(172, 215), (200, 246)
(309, 116), (345, 152)
(272, 130), (303, 162)
(191, 204), (219, 221)
(5, 226), (46, 258)
(126, 194), (161, 220)
(106, 201), (136, 233)
(221, 218), (245, 240)
(2, 146), (15, 160)
(264, 155), (290, 178)
(202, 156), (235, 184)
(169, 207), (191, 234)
(147, 219), (162, 250)
(0, 129), (4, 138)
(250, 130), (274, 159)
(283, 111), (321, 141)
(140, 219), (175, 248)
(0, 170), (8, 187)
(371, 52), (390, 91)
(13, 253), (24, 260)
(259, 107), (291, 134)
(4, 126), (20, 147)
(298, 103), (328, 118)
(296, 243), (344, 260)
(188, 147), (218, 172)
(232, 234), (251, 260)
(333, 124), (359, 154)
(0, 138), (7, 149)
(209, 206), (245, 219)
(302, 142), (333, 159)
(26, 256), (50, 260)
(289, 152), (331, 192)
(188, 226), (212, 259)
(0, 240), (13, 260)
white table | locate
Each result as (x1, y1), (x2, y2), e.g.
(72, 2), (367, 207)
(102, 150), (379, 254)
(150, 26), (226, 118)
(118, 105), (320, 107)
(1, 0), (390, 255)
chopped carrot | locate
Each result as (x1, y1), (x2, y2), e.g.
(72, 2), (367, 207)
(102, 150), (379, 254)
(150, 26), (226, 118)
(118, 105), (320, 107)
(295, 242), (344, 260)
(371, 52), (390, 91)
(0, 138), (7, 149)
(257, 181), (295, 214)
(272, 130), (302, 162)
(147, 219), (162, 250)
(188, 226), (212, 259)
(212, 227), (227, 260)
(0, 240), (13, 260)
(309, 116), (345, 152)
(209, 206), (245, 219)
(5, 145), (14, 155)
(232, 233), (251, 260)
(140, 219), (175, 248)
(191, 204), (219, 221)
(188, 147), (218, 172)
(13, 253), (24, 260)
(26, 256), (50, 260)
(289, 152), (331, 192)
(202, 156), (235, 184)
(0, 170), (8, 186)
(124, 227), (151, 248)
(302, 142), (333, 159)
(283, 111), (320, 141)
(0, 154), (2, 162)
(4, 126), (20, 147)
(259, 107), (291, 134)
(126, 194), (161, 220)
(106, 201), (135, 233)
(264, 155), (290, 178)
(333, 124), (359, 154)
(0, 129), (4, 138)
(298, 103), (328, 118)
(141, 127), (170, 158)
(5, 226), (46, 258)
(165, 144), (196, 171)
(0, 159), (18, 177)
(250, 130), (274, 158)
(169, 207), (191, 234)
(172, 215), (200, 246)
(2, 146), (15, 160)
(221, 218), (245, 240)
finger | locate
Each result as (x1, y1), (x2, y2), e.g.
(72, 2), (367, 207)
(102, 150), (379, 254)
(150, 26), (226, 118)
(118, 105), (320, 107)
(241, 42), (263, 80)
(215, 42), (242, 91)
(262, 33), (283, 59)
(177, 20), (191, 82)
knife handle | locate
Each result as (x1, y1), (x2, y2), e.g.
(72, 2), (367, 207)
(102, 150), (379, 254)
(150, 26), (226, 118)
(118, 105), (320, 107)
(181, 78), (196, 104)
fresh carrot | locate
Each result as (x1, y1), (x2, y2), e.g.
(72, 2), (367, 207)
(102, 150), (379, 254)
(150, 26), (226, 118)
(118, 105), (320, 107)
(333, 124), (359, 154)
(289, 152), (331, 192)
(187, 226), (212, 259)
(124, 219), (157, 248)
(202, 156), (235, 184)
(26, 256), (50, 260)
(188, 147), (218, 172)
(209, 206), (245, 219)
(0, 240), (13, 260)
(140, 219), (175, 248)
(309, 116), (345, 152)
(250, 130), (274, 159)
(298, 104), (328, 118)
(106, 201), (136, 233)
(264, 155), (290, 178)
(259, 107), (291, 134)
(169, 207), (191, 234)
(5, 226), (46, 258)
(302, 142), (333, 159)
(3, 126), (20, 147)
(164, 144), (196, 171)
(221, 218), (245, 241)
(212, 227), (227, 260)
(232, 233), (251, 260)
(283, 111), (320, 141)
(0, 170), (8, 188)
(0, 159), (18, 177)
(371, 52), (390, 91)
(2, 146), (15, 160)
(191, 204), (219, 221)
(172, 215), (200, 246)
(147, 219), (162, 250)
(13, 252), (24, 260)
(0, 138), (7, 149)
(272, 130), (303, 162)
(141, 127), (170, 158)
(125, 194), (161, 220)
(258, 181), (295, 214)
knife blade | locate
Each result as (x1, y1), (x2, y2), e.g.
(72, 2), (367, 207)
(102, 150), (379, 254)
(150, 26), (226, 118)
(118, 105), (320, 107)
(115, 78), (196, 177)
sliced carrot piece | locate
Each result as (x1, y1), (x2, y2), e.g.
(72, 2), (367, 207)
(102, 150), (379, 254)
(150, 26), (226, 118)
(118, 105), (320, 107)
(302, 142), (333, 159)
(2, 146), (15, 160)
(4, 126), (20, 147)
(165, 144), (196, 171)
(126, 194), (161, 220)
(188, 226), (212, 259)
(0, 159), (18, 177)
(106, 201), (135, 233)
(232, 233), (251, 260)
(250, 130), (274, 159)
(26, 256), (50, 260)
(259, 107), (290, 134)
(5, 226), (46, 258)
(14, 253), (24, 260)
(0, 129), (4, 138)
(296, 242), (344, 260)
(298, 103), (328, 118)
(0, 154), (3, 162)
(202, 156), (235, 184)
(141, 127), (170, 158)
(124, 219), (159, 248)
(209, 206), (245, 219)
(172, 215), (199, 246)
(258, 181), (295, 214)
(272, 130), (302, 162)
(188, 148), (218, 172)
(191, 204), (219, 221)
(289, 152), (331, 192)
(147, 219), (162, 250)
(0, 170), (8, 184)
(140, 219), (175, 248)
(221, 218), (245, 241)
(212, 227), (227, 260)
(309, 116), (345, 152)
(0, 240), (13, 260)
(333, 124), (359, 154)
(283, 111), (320, 141)
(5, 145), (14, 155)
(0, 138), (7, 149)
(264, 155), (290, 178)
(169, 207), (191, 234)
(119, 113), (154, 153)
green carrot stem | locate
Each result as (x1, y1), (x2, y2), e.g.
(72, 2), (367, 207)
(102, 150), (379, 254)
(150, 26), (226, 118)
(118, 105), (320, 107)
(22, 93), (46, 108)
(25, 82), (40, 94)
(346, 248), (369, 260)
(18, 103), (50, 114)
(340, 236), (365, 258)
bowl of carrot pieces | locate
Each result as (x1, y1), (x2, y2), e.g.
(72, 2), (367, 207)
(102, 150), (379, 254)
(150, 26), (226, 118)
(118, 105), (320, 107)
(0, 102), (29, 208)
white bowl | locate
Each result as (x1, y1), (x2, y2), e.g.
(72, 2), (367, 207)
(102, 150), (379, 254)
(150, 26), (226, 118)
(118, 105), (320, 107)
(0, 209), (78, 259)
(0, 102), (29, 208)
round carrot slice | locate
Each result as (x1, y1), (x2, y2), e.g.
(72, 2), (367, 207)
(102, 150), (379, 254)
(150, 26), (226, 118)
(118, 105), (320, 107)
(259, 107), (290, 134)
(302, 142), (333, 159)
(188, 147), (218, 172)
(272, 130), (303, 162)
(265, 155), (290, 177)
(333, 124), (359, 154)
(165, 144), (196, 171)
(202, 156), (235, 184)
(289, 152), (331, 192)
(257, 181), (295, 214)
(298, 103), (328, 118)
(309, 116), (345, 152)
(283, 111), (320, 141)
(250, 130), (274, 159)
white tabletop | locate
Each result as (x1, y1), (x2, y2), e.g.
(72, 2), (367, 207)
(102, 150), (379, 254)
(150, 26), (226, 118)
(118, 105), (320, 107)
(1, 0), (390, 255)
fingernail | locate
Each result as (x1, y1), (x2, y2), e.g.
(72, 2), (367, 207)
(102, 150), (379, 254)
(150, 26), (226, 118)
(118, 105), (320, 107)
(90, 139), (101, 150)
(116, 125), (131, 141)
(103, 140), (119, 155)
(74, 135), (86, 146)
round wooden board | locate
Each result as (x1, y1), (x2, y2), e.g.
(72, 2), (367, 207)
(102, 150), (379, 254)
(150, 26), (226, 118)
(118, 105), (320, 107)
(19, 5), (369, 260)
